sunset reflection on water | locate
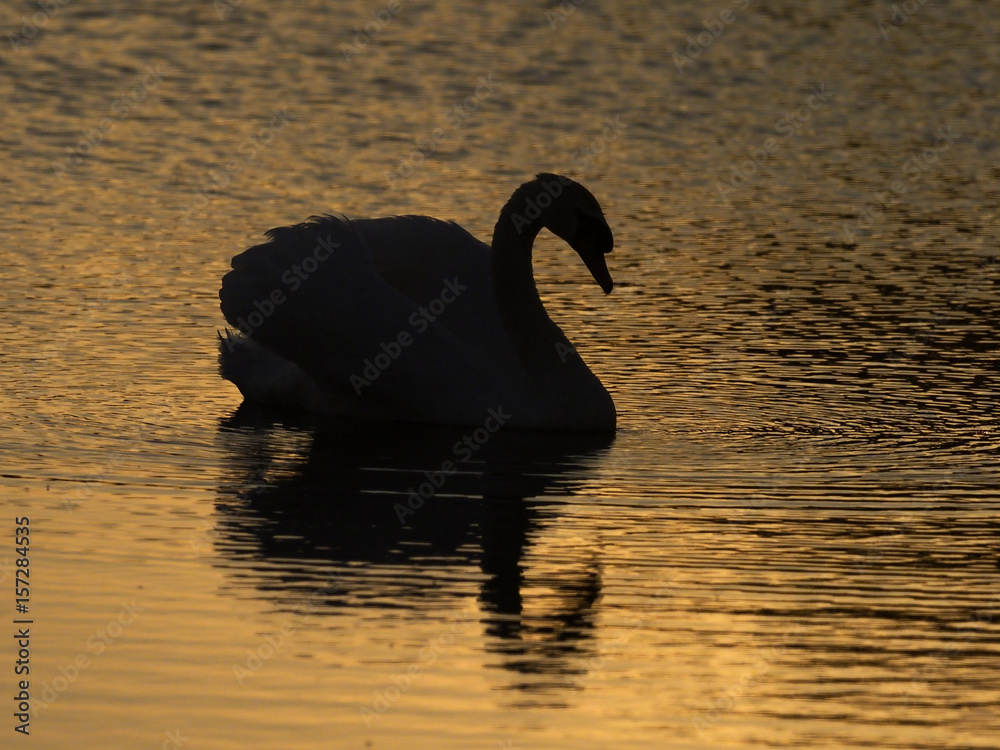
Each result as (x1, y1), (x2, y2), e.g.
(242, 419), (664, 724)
(3, 1), (1000, 748)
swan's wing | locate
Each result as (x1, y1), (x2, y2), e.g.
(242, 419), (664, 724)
(220, 215), (519, 421)
(350, 215), (514, 346)
(353, 216), (484, 299)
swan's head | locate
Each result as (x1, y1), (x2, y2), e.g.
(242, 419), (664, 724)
(532, 173), (615, 294)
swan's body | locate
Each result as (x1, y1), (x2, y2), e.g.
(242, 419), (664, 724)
(219, 174), (616, 430)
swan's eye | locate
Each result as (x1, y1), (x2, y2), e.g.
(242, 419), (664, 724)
(573, 210), (614, 254)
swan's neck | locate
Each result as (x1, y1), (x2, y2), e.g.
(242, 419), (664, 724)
(490, 188), (576, 383)
(487, 179), (616, 429)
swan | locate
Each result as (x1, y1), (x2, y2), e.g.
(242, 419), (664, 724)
(218, 173), (616, 430)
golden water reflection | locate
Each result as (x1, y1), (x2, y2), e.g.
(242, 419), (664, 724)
(4, 0), (1000, 747)
(216, 407), (615, 699)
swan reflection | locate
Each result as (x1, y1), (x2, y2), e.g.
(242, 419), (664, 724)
(215, 404), (615, 696)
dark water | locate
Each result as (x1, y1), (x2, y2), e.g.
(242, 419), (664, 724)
(2, 1), (999, 748)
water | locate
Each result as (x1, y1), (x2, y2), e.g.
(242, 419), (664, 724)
(3, 1), (999, 747)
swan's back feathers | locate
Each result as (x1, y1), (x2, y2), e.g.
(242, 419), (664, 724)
(353, 216), (485, 303)
(220, 214), (521, 423)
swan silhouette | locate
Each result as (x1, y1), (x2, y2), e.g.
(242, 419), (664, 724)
(218, 173), (616, 430)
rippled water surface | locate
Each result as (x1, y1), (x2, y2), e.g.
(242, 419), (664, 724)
(3, 1), (1000, 748)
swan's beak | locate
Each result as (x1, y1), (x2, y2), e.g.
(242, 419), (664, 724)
(574, 235), (614, 294)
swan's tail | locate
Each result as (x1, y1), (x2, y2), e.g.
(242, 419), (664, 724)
(217, 329), (341, 413)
